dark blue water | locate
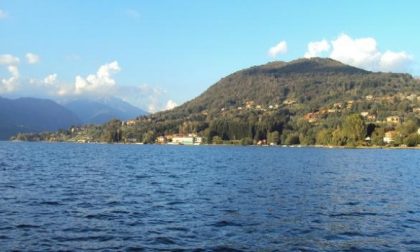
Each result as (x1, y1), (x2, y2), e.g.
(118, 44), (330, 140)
(1, 142), (420, 251)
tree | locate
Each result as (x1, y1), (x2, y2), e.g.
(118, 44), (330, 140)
(240, 137), (253, 145)
(212, 136), (223, 144)
(404, 133), (420, 147)
(341, 114), (366, 146)
(371, 127), (385, 146)
(316, 128), (333, 145)
(285, 133), (300, 145)
(142, 130), (155, 144)
(267, 131), (279, 145)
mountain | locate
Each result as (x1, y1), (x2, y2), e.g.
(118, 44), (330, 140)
(135, 57), (419, 143)
(0, 97), (80, 140)
(16, 58), (420, 146)
(63, 97), (148, 124)
(176, 57), (413, 115)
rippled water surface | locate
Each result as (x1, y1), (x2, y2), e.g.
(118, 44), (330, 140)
(1, 142), (420, 251)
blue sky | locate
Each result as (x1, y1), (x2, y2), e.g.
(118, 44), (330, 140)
(1, 1), (420, 111)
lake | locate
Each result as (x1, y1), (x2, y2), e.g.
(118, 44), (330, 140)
(1, 142), (420, 251)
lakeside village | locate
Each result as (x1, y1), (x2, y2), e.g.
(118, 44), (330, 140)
(28, 92), (420, 147)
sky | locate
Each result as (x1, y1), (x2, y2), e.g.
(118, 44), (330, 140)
(1, 1), (420, 112)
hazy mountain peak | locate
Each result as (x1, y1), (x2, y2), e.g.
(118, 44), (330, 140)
(62, 96), (147, 124)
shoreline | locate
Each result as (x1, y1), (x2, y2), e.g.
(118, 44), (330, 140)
(6, 140), (420, 150)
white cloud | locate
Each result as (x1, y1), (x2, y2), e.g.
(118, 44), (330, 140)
(26, 53), (40, 64)
(0, 54), (19, 65)
(1, 65), (19, 93)
(302, 34), (413, 73)
(328, 33), (412, 72)
(268, 40), (287, 58)
(0, 9), (7, 19)
(379, 50), (412, 72)
(74, 61), (121, 95)
(165, 99), (177, 110)
(0, 54), (20, 93)
(330, 34), (380, 70)
(304, 39), (330, 58)
(43, 73), (58, 85)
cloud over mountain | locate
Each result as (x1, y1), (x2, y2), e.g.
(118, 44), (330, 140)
(268, 41), (287, 58)
(304, 33), (413, 73)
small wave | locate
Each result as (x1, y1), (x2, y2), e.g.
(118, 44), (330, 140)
(84, 213), (114, 220)
(344, 201), (360, 206)
(39, 201), (63, 206)
(15, 224), (40, 229)
(167, 201), (185, 206)
(54, 235), (113, 242)
(329, 212), (378, 217)
(166, 226), (189, 232)
(211, 220), (242, 227)
(407, 218), (420, 223)
(126, 246), (147, 251)
(205, 246), (244, 252)
(402, 240), (420, 245)
(135, 175), (151, 179)
(0, 235), (9, 240)
(151, 236), (176, 245)
(339, 231), (364, 237)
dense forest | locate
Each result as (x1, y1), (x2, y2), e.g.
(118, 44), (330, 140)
(13, 58), (420, 147)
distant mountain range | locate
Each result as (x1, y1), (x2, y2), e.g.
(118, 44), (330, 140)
(62, 97), (148, 124)
(0, 96), (147, 140)
(0, 97), (80, 140)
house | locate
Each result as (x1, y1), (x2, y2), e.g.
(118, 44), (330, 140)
(195, 137), (203, 144)
(283, 99), (297, 105)
(304, 112), (319, 123)
(367, 114), (377, 121)
(366, 95), (374, 101)
(170, 134), (203, 145)
(125, 120), (137, 126)
(172, 136), (195, 145)
(245, 101), (255, 109)
(386, 116), (401, 124)
(383, 131), (398, 144)
(406, 94), (417, 102)
(346, 100), (354, 109)
(156, 136), (167, 144)
(360, 111), (369, 117)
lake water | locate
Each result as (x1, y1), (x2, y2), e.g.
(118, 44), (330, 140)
(1, 142), (420, 251)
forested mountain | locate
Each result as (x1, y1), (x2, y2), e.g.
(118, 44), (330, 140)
(176, 57), (413, 115)
(15, 58), (420, 147)
(0, 97), (80, 140)
(63, 97), (148, 124)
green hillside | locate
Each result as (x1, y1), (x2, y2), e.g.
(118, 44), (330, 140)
(15, 58), (420, 147)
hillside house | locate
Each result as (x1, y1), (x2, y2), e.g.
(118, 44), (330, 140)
(383, 131), (398, 144)
(125, 120), (137, 126)
(360, 111), (369, 117)
(413, 108), (420, 113)
(156, 136), (167, 144)
(304, 112), (319, 123)
(170, 134), (202, 145)
(386, 116), (401, 124)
